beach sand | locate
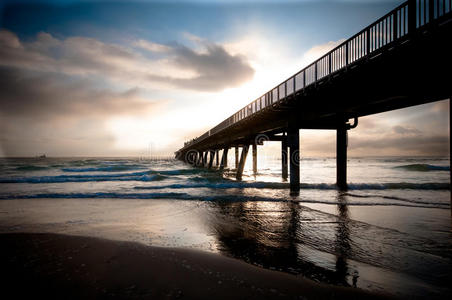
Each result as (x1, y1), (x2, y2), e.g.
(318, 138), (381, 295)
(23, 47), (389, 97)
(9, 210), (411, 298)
(0, 233), (392, 299)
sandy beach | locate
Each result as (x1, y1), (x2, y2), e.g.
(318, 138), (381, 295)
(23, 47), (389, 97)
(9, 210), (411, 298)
(1, 233), (393, 299)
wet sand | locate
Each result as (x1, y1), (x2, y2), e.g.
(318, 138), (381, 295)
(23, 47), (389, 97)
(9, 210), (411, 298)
(1, 233), (392, 299)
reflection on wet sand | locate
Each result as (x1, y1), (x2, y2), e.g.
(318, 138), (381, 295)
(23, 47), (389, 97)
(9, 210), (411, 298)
(209, 192), (355, 287)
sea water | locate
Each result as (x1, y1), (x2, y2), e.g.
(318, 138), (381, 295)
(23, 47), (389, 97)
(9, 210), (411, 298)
(0, 156), (450, 298)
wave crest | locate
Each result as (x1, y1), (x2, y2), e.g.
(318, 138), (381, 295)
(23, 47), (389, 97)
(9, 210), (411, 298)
(394, 164), (450, 172)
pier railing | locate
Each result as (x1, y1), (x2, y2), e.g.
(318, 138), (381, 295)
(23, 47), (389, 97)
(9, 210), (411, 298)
(182, 0), (451, 149)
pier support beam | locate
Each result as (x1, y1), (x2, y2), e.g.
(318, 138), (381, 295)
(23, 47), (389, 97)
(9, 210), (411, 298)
(336, 122), (348, 190)
(203, 152), (208, 167)
(236, 145), (249, 180)
(282, 132), (288, 180)
(252, 144), (257, 175)
(235, 146), (239, 169)
(190, 151), (196, 165)
(288, 127), (300, 193)
(215, 150), (219, 167)
(220, 148), (228, 170)
(208, 150), (215, 169)
(195, 152), (199, 166)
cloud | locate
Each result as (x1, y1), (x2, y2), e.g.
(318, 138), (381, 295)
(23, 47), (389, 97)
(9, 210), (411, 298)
(0, 29), (254, 92)
(0, 29), (255, 156)
(349, 134), (449, 156)
(0, 65), (167, 157)
(392, 125), (422, 136)
(299, 39), (346, 67)
(0, 67), (159, 121)
(147, 42), (255, 91)
(135, 39), (171, 53)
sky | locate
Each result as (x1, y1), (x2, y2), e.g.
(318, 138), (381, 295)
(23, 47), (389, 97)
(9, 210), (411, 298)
(0, 0), (449, 157)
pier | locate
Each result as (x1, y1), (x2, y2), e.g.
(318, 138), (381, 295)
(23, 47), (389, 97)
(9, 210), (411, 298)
(176, 0), (452, 194)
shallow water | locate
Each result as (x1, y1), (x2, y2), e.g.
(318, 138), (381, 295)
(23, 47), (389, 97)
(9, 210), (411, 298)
(0, 156), (450, 298)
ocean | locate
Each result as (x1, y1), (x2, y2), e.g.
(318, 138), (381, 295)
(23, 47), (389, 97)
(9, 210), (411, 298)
(0, 156), (450, 298)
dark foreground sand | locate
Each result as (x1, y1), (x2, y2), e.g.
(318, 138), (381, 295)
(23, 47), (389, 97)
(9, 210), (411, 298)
(1, 233), (393, 299)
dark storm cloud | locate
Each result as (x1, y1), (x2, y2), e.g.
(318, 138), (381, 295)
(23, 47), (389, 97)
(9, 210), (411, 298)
(0, 29), (254, 92)
(143, 41), (255, 91)
(168, 43), (254, 91)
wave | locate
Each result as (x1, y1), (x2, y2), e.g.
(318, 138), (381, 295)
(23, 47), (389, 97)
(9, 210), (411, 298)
(394, 164), (450, 172)
(343, 192), (450, 207)
(134, 181), (450, 191)
(0, 167), (214, 183)
(1, 166), (449, 191)
(134, 181), (288, 190)
(62, 165), (146, 172)
(0, 171), (168, 183)
(0, 192), (448, 209)
(155, 168), (210, 176)
(347, 182), (450, 190)
(15, 165), (49, 171)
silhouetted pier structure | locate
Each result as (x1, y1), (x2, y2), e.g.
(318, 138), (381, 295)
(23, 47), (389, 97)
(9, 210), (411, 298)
(176, 0), (452, 193)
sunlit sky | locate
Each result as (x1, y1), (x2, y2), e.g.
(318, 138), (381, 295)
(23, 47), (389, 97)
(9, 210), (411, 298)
(0, 0), (449, 157)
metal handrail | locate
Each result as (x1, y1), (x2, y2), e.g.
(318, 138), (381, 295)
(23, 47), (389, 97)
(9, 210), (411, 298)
(182, 0), (451, 149)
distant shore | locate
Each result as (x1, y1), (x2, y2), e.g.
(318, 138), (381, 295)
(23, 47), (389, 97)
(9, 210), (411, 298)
(1, 233), (393, 299)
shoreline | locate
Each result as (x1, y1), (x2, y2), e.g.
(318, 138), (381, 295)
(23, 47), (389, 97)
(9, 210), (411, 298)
(1, 232), (393, 299)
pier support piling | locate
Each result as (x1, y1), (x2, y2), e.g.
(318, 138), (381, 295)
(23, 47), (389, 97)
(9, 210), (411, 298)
(235, 146), (239, 169)
(220, 148), (228, 170)
(252, 144), (257, 175)
(336, 122), (348, 190)
(203, 152), (208, 167)
(196, 151), (203, 167)
(282, 132), (288, 180)
(215, 150), (219, 167)
(208, 150), (215, 169)
(236, 145), (249, 180)
(288, 127), (300, 193)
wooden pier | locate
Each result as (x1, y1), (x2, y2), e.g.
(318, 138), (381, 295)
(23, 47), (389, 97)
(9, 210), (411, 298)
(176, 0), (452, 194)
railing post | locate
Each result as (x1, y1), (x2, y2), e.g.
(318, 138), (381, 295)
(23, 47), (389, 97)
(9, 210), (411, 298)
(393, 10), (398, 41)
(345, 42), (349, 66)
(285, 82), (287, 98)
(366, 28), (370, 55)
(408, 0), (417, 33)
(328, 54), (332, 75)
(428, 0), (434, 23)
(315, 62), (318, 82)
(303, 70), (306, 88)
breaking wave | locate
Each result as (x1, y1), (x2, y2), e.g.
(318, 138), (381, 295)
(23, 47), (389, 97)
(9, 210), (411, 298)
(62, 165), (146, 172)
(0, 171), (168, 183)
(394, 164), (450, 172)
